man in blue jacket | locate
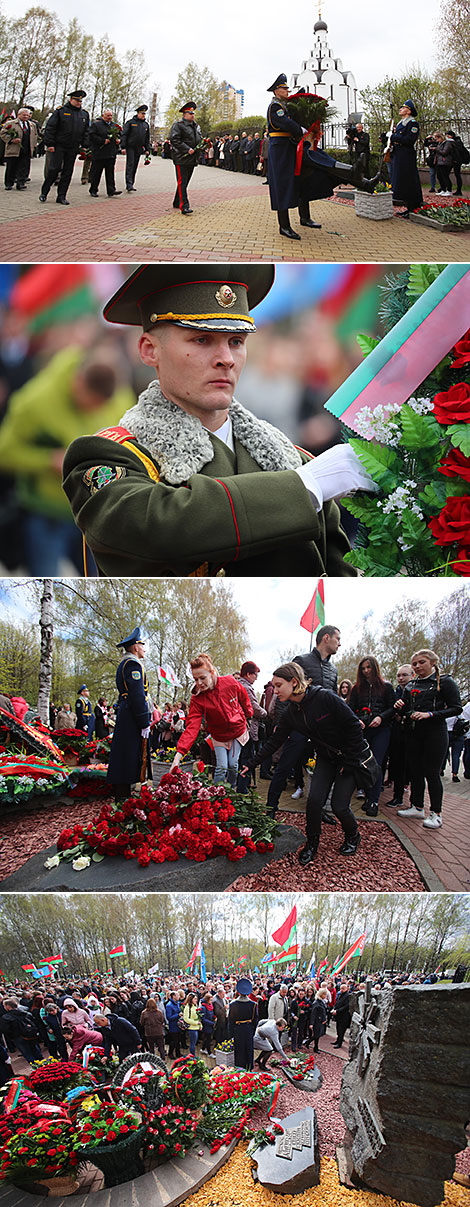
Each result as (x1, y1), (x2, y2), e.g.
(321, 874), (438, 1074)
(94, 1012), (141, 1062)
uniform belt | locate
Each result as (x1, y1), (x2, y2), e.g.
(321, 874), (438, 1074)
(268, 131), (291, 137)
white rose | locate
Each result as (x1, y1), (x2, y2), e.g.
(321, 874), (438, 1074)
(44, 854), (60, 869)
(72, 855), (91, 871)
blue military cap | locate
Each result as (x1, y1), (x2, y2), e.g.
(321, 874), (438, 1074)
(268, 73), (288, 91)
(116, 626), (144, 649)
(403, 99), (417, 116)
(78, 684), (88, 692)
(236, 977), (253, 994)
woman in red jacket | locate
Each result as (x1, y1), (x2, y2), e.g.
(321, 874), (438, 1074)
(170, 653), (253, 787)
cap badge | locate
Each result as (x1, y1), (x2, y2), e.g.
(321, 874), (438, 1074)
(215, 285), (237, 308)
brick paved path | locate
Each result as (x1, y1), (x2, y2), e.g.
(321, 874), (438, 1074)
(258, 765), (470, 893)
(1, 158), (468, 262)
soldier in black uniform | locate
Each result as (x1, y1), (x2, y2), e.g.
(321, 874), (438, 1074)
(75, 684), (94, 737)
(228, 978), (258, 1070)
(169, 100), (202, 214)
(389, 99), (423, 218)
(107, 625), (152, 800)
(121, 105), (150, 192)
(267, 73), (378, 239)
(40, 89), (89, 205)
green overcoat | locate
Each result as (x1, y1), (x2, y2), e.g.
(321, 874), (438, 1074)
(62, 383), (357, 577)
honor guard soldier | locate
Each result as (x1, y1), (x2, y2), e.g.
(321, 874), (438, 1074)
(169, 101), (203, 213)
(63, 263), (377, 578)
(40, 89), (89, 205)
(267, 73), (378, 239)
(106, 626), (152, 801)
(389, 99), (423, 218)
(75, 684), (94, 737)
(121, 105), (150, 192)
(228, 978), (258, 1070)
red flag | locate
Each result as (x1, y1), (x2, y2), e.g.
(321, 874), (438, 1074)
(300, 580), (325, 634)
(272, 906), (297, 947)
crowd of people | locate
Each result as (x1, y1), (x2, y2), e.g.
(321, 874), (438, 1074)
(0, 961), (458, 1079)
(2, 623), (468, 857)
(2, 87), (466, 220)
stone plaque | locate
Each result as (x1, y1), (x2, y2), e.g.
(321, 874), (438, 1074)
(252, 1106), (320, 1193)
(276, 1118), (312, 1160)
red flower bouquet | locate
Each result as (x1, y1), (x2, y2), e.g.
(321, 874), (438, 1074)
(55, 769), (277, 870)
(0, 1118), (78, 1184)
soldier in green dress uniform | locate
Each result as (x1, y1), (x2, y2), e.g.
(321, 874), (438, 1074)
(62, 264), (377, 577)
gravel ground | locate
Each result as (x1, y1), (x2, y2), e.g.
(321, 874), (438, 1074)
(227, 811), (425, 893)
(250, 1050), (344, 1158)
(0, 798), (98, 879)
(0, 801), (424, 890)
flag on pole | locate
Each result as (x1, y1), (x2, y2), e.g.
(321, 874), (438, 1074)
(260, 953), (275, 966)
(273, 943), (300, 964)
(109, 944), (126, 959)
(307, 950), (315, 977)
(185, 940), (201, 971)
(157, 664), (181, 686)
(21, 963), (36, 972)
(317, 957), (330, 977)
(325, 265), (470, 431)
(300, 580), (325, 635)
(330, 932), (367, 977)
(237, 955), (248, 966)
(41, 955), (63, 964)
(200, 944), (207, 984)
(272, 906), (297, 948)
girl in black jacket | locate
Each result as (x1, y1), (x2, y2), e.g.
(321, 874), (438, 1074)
(349, 656), (395, 816)
(396, 649), (461, 829)
(243, 661), (367, 863)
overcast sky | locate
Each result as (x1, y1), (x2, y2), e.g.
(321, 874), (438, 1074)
(9, 0), (442, 118)
(227, 577), (466, 687)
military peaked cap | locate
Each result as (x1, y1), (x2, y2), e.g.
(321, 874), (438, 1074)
(268, 73), (288, 91)
(103, 264), (275, 333)
(69, 89), (86, 100)
(403, 99), (417, 116)
(236, 977), (253, 994)
(116, 626), (144, 649)
(179, 100), (197, 112)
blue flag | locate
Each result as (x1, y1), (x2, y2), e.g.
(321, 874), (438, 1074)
(254, 965), (260, 974)
(200, 944), (207, 984)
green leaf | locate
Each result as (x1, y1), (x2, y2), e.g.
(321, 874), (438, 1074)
(419, 480), (447, 513)
(407, 263), (445, 298)
(344, 549), (399, 576)
(348, 437), (400, 486)
(400, 509), (429, 547)
(444, 478), (470, 499)
(399, 406), (440, 450)
(62, 845), (81, 860)
(340, 496), (386, 526)
(356, 333), (380, 358)
(448, 424), (470, 457)
(92, 852), (105, 862)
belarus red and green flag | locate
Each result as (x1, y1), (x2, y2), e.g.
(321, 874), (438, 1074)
(41, 955), (63, 964)
(109, 944), (126, 959)
(300, 580), (325, 635)
(21, 963), (36, 971)
(272, 905), (297, 949)
(325, 265), (470, 432)
(330, 932), (367, 977)
(274, 943), (300, 964)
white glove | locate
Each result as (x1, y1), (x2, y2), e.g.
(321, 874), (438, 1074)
(295, 444), (378, 511)
(141, 727), (151, 739)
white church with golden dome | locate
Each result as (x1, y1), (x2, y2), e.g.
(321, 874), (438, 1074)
(291, 4), (359, 125)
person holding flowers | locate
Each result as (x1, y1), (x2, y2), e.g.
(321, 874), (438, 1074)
(396, 649), (462, 829)
(88, 108), (122, 197)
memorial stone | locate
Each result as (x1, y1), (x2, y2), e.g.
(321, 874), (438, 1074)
(337, 983), (470, 1207)
(252, 1106), (320, 1193)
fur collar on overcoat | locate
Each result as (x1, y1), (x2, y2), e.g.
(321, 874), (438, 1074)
(120, 380), (302, 486)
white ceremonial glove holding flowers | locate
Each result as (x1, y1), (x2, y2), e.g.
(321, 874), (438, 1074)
(141, 726), (151, 738)
(169, 751), (183, 773)
(296, 444), (379, 511)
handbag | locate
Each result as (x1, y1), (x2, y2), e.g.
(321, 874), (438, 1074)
(453, 717), (470, 738)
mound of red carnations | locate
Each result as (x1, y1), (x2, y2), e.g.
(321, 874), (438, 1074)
(57, 769), (275, 868)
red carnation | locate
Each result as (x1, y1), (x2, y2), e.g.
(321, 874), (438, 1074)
(432, 382), (470, 424)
